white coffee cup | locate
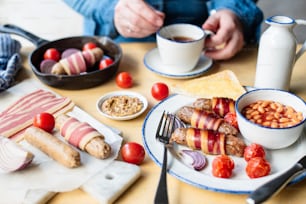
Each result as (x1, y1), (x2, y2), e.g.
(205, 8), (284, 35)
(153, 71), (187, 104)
(156, 23), (210, 74)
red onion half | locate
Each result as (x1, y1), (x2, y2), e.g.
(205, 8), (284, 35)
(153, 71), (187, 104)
(169, 113), (186, 129)
(180, 149), (207, 171)
(0, 136), (34, 172)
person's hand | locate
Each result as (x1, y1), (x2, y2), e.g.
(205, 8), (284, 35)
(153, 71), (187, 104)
(114, 0), (165, 38)
(202, 10), (244, 60)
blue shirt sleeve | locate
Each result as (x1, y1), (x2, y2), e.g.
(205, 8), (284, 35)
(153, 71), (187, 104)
(62, 0), (119, 38)
(210, 0), (263, 43)
(63, 0), (263, 43)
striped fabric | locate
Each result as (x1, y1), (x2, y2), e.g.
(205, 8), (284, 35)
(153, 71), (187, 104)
(0, 34), (21, 91)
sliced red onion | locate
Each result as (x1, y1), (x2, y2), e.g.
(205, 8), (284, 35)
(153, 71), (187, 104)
(169, 113), (186, 129)
(180, 149), (207, 171)
(0, 136), (34, 172)
(40, 59), (57, 73)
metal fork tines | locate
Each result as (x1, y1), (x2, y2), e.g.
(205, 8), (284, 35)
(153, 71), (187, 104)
(154, 111), (175, 204)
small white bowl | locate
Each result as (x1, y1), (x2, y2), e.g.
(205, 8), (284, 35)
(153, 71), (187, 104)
(235, 88), (306, 149)
(96, 91), (148, 120)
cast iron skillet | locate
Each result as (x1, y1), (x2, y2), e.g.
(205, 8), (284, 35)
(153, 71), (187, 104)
(0, 24), (122, 89)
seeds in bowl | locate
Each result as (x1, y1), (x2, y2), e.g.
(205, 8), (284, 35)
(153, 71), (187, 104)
(101, 95), (144, 117)
(242, 100), (303, 128)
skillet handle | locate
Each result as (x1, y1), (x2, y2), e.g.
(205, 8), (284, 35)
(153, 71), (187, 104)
(0, 24), (49, 47)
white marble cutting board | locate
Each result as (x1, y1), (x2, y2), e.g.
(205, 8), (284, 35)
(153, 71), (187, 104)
(23, 161), (141, 204)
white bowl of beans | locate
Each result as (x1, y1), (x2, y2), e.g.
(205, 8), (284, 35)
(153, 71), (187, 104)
(235, 88), (306, 149)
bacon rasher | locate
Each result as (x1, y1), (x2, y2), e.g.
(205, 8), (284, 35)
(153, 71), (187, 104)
(192, 97), (236, 117)
(0, 89), (74, 141)
(56, 114), (111, 159)
(170, 127), (245, 157)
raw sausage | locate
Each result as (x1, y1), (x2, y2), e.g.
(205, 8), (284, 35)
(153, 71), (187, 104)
(24, 126), (81, 168)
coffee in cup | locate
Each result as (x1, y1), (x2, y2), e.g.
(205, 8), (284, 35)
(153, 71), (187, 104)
(156, 23), (210, 74)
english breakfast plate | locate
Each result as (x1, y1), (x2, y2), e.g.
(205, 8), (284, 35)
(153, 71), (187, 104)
(143, 48), (213, 79)
(142, 94), (306, 193)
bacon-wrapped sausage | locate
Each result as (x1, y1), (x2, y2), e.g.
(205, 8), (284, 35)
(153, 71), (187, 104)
(192, 97), (236, 117)
(51, 47), (103, 75)
(177, 106), (238, 135)
(170, 127), (245, 157)
(56, 114), (111, 159)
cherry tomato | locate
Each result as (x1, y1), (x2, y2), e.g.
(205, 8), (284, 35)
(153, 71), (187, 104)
(151, 82), (169, 101)
(116, 72), (133, 88)
(82, 42), (97, 51)
(246, 157), (271, 178)
(43, 48), (60, 62)
(121, 142), (145, 165)
(244, 143), (266, 162)
(212, 155), (234, 178)
(224, 112), (239, 130)
(99, 57), (114, 70)
(33, 112), (55, 133)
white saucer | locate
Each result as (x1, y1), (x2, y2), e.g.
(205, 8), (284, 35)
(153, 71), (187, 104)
(143, 48), (213, 79)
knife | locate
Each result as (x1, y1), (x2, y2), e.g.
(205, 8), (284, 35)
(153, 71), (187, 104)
(246, 155), (306, 204)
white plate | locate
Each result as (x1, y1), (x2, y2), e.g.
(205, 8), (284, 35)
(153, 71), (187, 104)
(96, 91), (148, 121)
(143, 48), (213, 79)
(142, 94), (306, 194)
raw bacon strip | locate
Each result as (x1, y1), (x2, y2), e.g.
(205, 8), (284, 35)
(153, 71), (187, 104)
(170, 127), (245, 157)
(69, 124), (101, 150)
(0, 90), (48, 117)
(57, 114), (111, 159)
(60, 116), (104, 150)
(0, 89), (74, 139)
(60, 52), (86, 75)
(9, 101), (75, 142)
(82, 49), (96, 67)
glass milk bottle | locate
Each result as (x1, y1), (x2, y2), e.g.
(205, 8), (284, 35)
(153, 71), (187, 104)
(254, 16), (306, 91)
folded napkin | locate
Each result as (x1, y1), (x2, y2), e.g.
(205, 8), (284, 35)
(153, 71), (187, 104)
(0, 34), (21, 91)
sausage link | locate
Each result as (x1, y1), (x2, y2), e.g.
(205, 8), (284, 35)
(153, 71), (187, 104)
(170, 127), (245, 157)
(192, 97), (235, 117)
(24, 126), (81, 168)
(177, 106), (238, 135)
(56, 114), (112, 159)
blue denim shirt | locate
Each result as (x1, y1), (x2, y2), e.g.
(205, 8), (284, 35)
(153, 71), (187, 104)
(63, 0), (263, 43)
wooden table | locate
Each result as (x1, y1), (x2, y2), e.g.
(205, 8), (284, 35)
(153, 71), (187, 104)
(18, 43), (306, 204)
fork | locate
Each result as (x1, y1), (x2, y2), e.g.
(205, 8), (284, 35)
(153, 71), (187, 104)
(154, 111), (175, 204)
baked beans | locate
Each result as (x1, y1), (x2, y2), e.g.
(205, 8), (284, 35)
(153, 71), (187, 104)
(242, 100), (304, 128)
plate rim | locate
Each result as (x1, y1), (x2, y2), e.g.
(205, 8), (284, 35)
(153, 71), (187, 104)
(96, 90), (148, 121)
(142, 94), (306, 194)
(143, 48), (213, 79)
